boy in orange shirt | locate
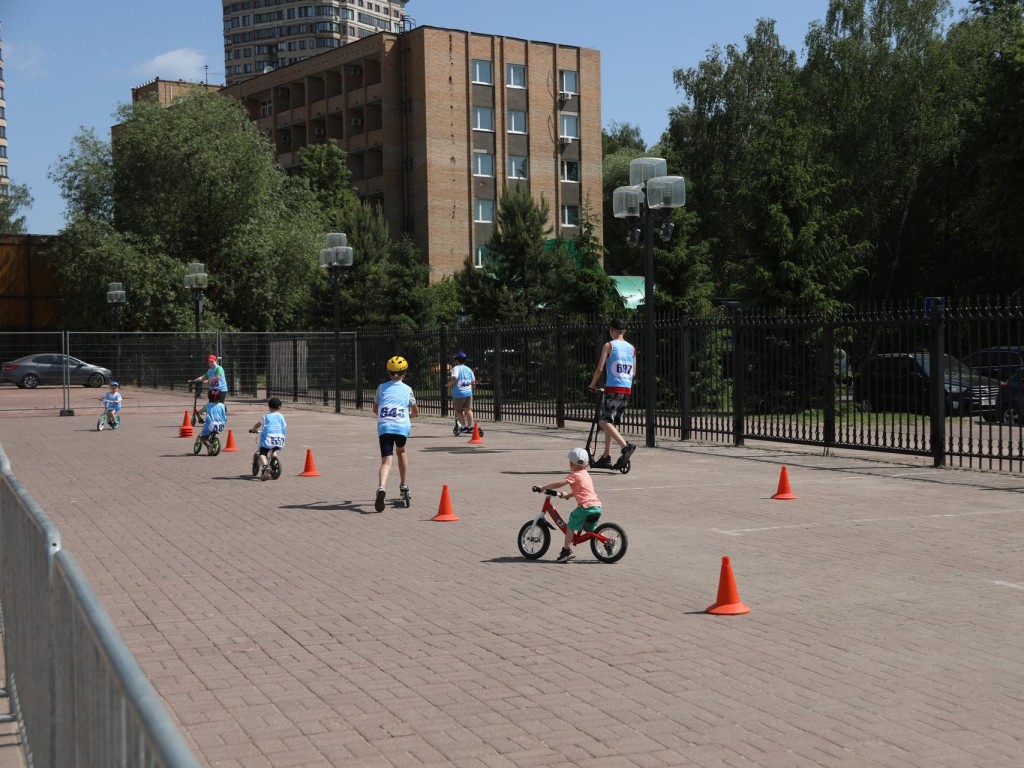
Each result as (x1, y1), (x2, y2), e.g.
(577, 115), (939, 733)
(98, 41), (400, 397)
(534, 447), (602, 562)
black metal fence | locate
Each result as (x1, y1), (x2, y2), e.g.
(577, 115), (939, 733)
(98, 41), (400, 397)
(4, 300), (1024, 471)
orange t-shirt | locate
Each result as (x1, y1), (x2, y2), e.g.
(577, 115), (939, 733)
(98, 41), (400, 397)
(565, 468), (601, 508)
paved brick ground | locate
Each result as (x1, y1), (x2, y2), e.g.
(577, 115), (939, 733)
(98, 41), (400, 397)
(1, 400), (1023, 767)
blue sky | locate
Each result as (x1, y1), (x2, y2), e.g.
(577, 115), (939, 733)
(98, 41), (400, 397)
(3, 0), (968, 235)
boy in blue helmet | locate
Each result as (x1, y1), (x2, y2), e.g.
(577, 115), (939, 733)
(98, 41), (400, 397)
(372, 356), (419, 511)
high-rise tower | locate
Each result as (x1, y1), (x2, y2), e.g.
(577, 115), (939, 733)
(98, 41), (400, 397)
(0, 21), (9, 197)
(222, 0), (409, 86)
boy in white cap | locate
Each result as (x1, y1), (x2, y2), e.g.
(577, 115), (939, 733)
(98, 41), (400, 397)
(533, 447), (602, 562)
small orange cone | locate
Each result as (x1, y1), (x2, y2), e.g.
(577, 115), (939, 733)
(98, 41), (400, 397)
(222, 429), (239, 452)
(178, 410), (194, 438)
(468, 424), (484, 445)
(706, 556), (751, 616)
(299, 448), (320, 477)
(432, 484), (460, 521)
(771, 466), (797, 500)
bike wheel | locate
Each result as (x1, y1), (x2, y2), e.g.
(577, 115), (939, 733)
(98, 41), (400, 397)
(590, 523), (628, 563)
(270, 455), (281, 479)
(193, 436), (203, 455)
(97, 416), (105, 431)
(517, 520), (550, 560)
(252, 453), (260, 476)
(209, 436), (222, 456)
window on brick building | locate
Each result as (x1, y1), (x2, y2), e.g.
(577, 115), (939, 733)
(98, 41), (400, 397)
(472, 59), (493, 85)
(561, 160), (580, 182)
(560, 113), (579, 139)
(559, 69), (578, 95)
(474, 199), (494, 223)
(473, 151), (494, 177)
(508, 156), (528, 180)
(507, 110), (527, 134)
(561, 204), (580, 227)
(507, 63), (526, 88)
(472, 107), (494, 132)
(474, 245), (491, 269)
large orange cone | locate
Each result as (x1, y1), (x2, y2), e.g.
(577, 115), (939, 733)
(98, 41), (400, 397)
(299, 448), (320, 477)
(771, 466), (797, 500)
(432, 484), (460, 521)
(468, 423), (484, 445)
(222, 429), (239, 452)
(178, 410), (194, 438)
(706, 556), (751, 616)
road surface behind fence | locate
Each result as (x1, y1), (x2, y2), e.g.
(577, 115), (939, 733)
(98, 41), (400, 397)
(0, 403), (1023, 767)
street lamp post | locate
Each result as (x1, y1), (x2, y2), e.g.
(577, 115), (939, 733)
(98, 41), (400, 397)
(106, 281), (126, 376)
(613, 158), (686, 448)
(183, 262), (208, 374)
(320, 233), (354, 413)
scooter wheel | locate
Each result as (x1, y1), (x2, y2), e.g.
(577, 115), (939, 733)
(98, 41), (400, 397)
(453, 424), (461, 436)
(618, 461), (631, 475)
(191, 412), (198, 427)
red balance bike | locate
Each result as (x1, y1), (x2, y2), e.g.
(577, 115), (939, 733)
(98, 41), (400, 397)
(517, 488), (628, 563)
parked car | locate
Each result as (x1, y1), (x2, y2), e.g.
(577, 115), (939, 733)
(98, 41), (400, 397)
(995, 369), (1024, 425)
(959, 346), (1024, 382)
(852, 352), (999, 416)
(1, 354), (112, 389)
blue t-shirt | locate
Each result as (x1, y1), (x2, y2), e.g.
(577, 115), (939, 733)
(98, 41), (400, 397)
(202, 401), (227, 436)
(259, 411), (287, 449)
(605, 339), (636, 393)
(451, 364), (475, 398)
(102, 391), (122, 411)
(375, 380), (416, 437)
(206, 365), (228, 393)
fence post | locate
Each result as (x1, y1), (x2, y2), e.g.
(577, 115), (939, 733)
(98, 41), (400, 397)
(439, 325), (449, 419)
(493, 320), (503, 422)
(555, 315), (565, 428)
(680, 312), (691, 440)
(732, 310), (745, 447)
(354, 331), (363, 410)
(930, 299), (947, 467)
(823, 323), (836, 451)
(60, 330), (74, 416)
(291, 338), (299, 403)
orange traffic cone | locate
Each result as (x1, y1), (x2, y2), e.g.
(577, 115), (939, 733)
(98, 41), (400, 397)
(771, 466), (797, 500)
(432, 484), (460, 521)
(178, 410), (194, 438)
(706, 556), (751, 615)
(222, 429), (239, 452)
(468, 423), (484, 445)
(299, 448), (320, 477)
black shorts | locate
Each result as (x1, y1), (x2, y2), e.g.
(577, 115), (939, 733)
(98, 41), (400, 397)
(207, 389), (226, 404)
(378, 433), (408, 457)
(598, 391), (630, 426)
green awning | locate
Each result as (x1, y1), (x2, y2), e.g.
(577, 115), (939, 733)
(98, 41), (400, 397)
(610, 275), (648, 310)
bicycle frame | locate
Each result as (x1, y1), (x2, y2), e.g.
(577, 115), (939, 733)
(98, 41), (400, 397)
(531, 494), (613, 548)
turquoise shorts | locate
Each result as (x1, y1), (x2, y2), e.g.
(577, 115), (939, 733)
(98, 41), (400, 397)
(567, 506), (601, 532)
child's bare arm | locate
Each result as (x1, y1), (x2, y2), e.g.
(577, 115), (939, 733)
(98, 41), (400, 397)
(249, 420), (262, 433)
(535, 479), (570, 497)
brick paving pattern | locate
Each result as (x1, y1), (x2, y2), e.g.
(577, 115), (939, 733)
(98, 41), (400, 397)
(1, 398), (1023, 767)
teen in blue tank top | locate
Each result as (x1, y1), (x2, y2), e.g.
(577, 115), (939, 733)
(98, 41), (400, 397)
(587, 319), (638, 469)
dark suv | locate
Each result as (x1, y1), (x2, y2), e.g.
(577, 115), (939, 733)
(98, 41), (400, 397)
(960, 346), (1024, 382)
(852, 352), (999, 416)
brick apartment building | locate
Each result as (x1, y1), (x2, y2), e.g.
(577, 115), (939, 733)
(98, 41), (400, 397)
(220, 25), (603, 279)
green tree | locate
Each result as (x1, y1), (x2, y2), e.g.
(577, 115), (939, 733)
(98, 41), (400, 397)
(0, 183), (34, 234)
(454, 185), (562, 323)
(49, 88), (325, 331)
(297, 140), (358, 218)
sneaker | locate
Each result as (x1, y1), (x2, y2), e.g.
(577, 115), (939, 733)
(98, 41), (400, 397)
(460, 426), (473, 434)
(260, 465), (271, 481)
(592, 455), (613, 469)
(374, 487), (386, 513)
(556, 548), (576, 563)
(614, 443), (637, 468)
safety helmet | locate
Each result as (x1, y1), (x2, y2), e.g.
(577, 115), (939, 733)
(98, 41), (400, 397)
(109, 381), (119, 388)
(453, 350), (467, 361)
(568, 447), (589, 467)
(387, 356), (409, 373)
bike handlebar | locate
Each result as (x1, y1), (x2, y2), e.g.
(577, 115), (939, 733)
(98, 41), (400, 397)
(531, 486), (559, 497)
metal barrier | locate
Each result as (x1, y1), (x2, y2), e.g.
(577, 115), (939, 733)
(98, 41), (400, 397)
(0, 444), (201, 768)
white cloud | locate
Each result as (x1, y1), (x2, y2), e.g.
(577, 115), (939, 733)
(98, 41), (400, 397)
(130, 48), (207, 82)
(4, 41), (50, 80)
